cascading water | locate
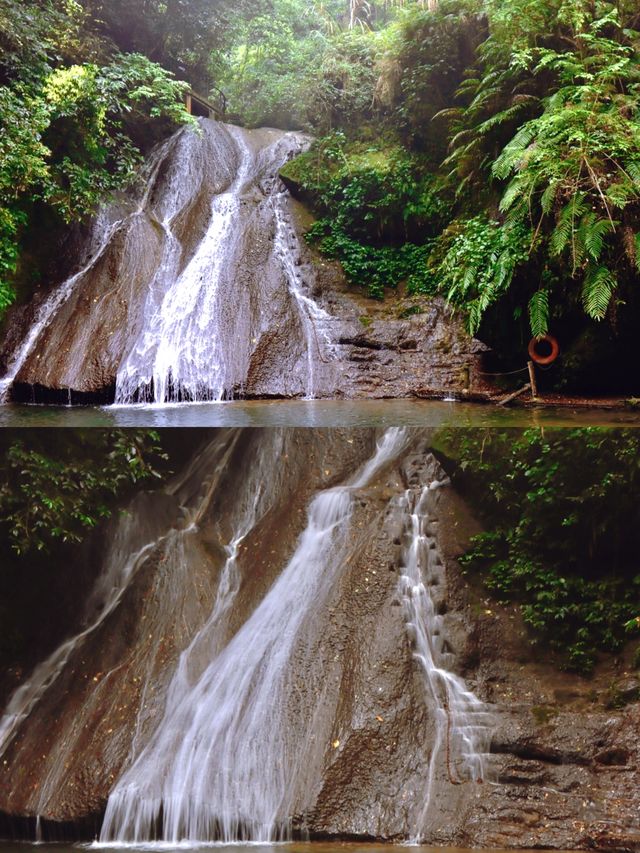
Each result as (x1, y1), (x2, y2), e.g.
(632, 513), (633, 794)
(0, 429), (291, 822)
(396, 471), (494, 840)
(0, 501), (164, 761)
(0, 210), (119, 404)
(0, 430), (503, 844)
(114, 126), (256, 404)
(0, 121), (335, 404)
(100, 428), (409, 844)
(269, 181), (334, 401)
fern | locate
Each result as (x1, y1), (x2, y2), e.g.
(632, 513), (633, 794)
(528, 290), (550, 338)
(580, 216), (615, 261)
(540, 181), (558, 216)
(476, 102), (532, 136)
(582, 265), (616, 320)
(550, 194), (589, 257)
(492, 125), (537, 179)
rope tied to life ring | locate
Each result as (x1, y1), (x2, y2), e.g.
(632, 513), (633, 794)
(528, 334), (560, 366)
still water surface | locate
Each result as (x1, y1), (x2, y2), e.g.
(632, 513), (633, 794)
(0, 846), (579, 853)
(0, 399), (639, 428)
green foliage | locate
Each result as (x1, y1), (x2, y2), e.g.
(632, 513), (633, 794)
(81, 0), (235, 91)
(215, 2), (378, 131)
(437, 428), (640, 673)
(0, 0), (193, 317)
(445, 0), (640, 336)
(309, 223), (434, 298)
(0, 431), (167, 556)
(432, 216), (531, 333)
(261, 0), (640, 357)
(285, 133), (450, 296)
(6, 0), (640, 371)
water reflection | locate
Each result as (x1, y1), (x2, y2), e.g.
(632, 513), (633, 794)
(0, 399), (639, 428)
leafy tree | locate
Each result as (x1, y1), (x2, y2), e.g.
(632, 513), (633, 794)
(80, 0), (236, 90)
(0, 430), (168, 555)
(0, 0), (193, 317)
(442, 0), (640, 337)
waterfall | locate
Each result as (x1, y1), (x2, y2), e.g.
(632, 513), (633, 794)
(0, 508), (163, 761)
(0, 431), (500, 842)
(0, 210), (119, 404)
(270, 187), (333, 400)
(0, 122), (333, 404)
(100, 428), (408, 844)
(0, 128), (187, 404)
(0, 429), (288, 818)
(397, 473), (493, 840)
(114, 126), (331, 404)
(114, 126), (256, 404)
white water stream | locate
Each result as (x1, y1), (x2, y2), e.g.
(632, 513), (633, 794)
(397, 478), (493, 840)
(100, 428), (409, 844)
(0, 212), (117, 404)
(0, 431), (495, 843)
(0, 122), (332, 404)
(0, 430), (284, 820)
(114, 127), (256, 404)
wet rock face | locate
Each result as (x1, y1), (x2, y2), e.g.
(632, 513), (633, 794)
(464, 678), (640, 851)
(0, 121), (486, 404)
(0, 430), (638, 850)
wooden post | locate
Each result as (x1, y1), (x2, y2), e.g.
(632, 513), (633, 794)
(527, 360), (538, 400)
(185, 92), (193, 115)
(497, 383), (531, 407)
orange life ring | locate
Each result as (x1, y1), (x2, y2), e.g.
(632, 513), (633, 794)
(528, 335), (559, 366)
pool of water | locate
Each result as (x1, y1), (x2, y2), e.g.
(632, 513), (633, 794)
(0, 399), (639, 427)
(0, 845), (579, 853)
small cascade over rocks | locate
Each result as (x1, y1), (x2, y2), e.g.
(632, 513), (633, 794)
(0, 429), (292, 823)
(0, 121), (337, 404)
(394, 456), (494, 841)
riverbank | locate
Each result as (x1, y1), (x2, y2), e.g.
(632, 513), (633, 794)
(415, 389), (640, 410)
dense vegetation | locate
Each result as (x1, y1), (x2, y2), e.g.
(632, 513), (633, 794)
(0, 429), (167, 555)
(2, 0), (640, 389)
(257, 0), (640, 390)
(0, 0), (209, 312)
(0, 429), (172, 680)
(436, 428), (640, 673)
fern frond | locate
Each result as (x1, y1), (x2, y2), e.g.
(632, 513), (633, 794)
(476, 103), (531, 136)
(626, 161), (640, 185)
(582, 265), (616, 320)
(467, 300), (483, 335)
(499, 178), (525, 212)
(540, 182), (557, 215)
(431, 107), (463, 122)
(582, 216), (615, 261)
(448, 129), (474, 149)
(549, 216), (573, 255)
(492, 124), (537, 179)
(528, 290), (550, 338)
(550, 194), (589, 256)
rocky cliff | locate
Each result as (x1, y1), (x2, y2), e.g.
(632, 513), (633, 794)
(0, 121), (486, 405)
